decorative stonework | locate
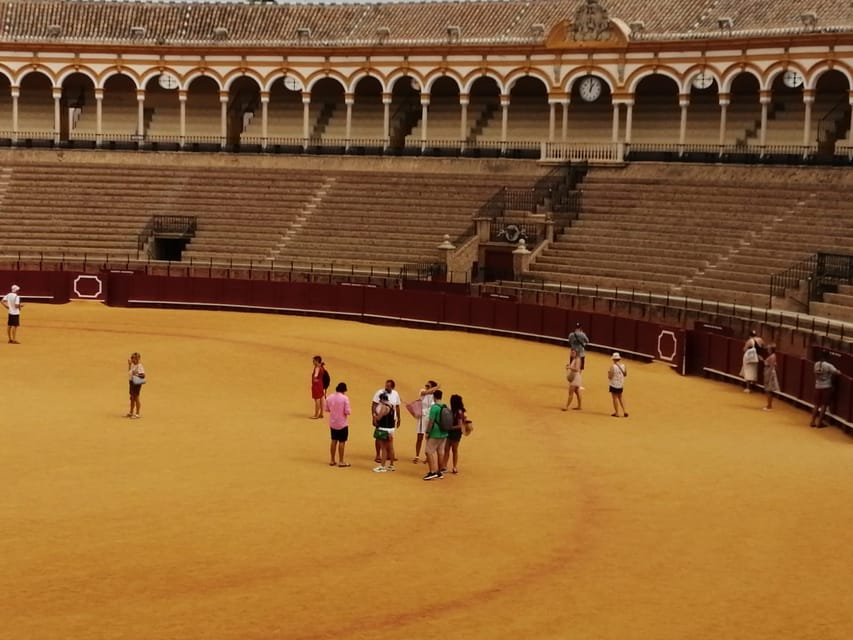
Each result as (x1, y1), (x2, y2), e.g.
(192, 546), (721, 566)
(572, 0), (613, 42)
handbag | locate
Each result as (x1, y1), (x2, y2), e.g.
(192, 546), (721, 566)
(462, 420), (474, 436)
(405, 398), (422, 418)
(567, 370), (577, 383)
(744, 347), (759, 364)
(131, 375), (147, 385)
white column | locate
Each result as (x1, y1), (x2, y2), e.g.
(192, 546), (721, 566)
(500, 94), (509, 147)
(420, 95), (429, 142)
(219, 92), (228, 146)
(802, 90), (814, 150)
(459, 93), (469, 141)
(625, 103), (634, 143)
(260, 93), (269, 149)
(759, 92), (771, 149)
(548, 100), (556, 142)
(52, 87), (62, 144)
(344, 94), (354, 148)
(848, 93), (853, 145)
(382, 93), (391, 146)
(561, 99), (569, 141)
(95, 89), (103, 147)
(179, 91), (187, 147)
(136, 90), (145, 137)
(718, 94), (730, 150)
(11, 87), (19, 143)
(611, 102), (620, 142)
(302, 92), (311, 147)
(678, 93), (689, 151)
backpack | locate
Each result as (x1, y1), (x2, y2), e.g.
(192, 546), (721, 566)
(321, 368), (331, 390)
(438, 404), (454, 432)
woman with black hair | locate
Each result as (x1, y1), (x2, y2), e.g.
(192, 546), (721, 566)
(441, 393), (469, 475)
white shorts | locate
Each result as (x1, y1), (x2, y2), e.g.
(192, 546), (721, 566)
(416, 417), (428, 435)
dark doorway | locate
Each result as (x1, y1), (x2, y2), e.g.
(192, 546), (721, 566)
(153, 237), (189, 261)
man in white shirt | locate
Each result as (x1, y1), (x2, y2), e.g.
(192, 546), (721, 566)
(372, 379), (401, 463)
(810, 352), (840, 428)
(1, 284), (23, 344)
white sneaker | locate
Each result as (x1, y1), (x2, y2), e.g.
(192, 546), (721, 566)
(372, 466), (387, 473)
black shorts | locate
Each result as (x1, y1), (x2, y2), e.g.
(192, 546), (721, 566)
(447, 428), (463, 442)
(7, 315), (19, 327)
(129, 381), (143, 397)
(609, 386), (623, 395)
(330, 427), (349, 442)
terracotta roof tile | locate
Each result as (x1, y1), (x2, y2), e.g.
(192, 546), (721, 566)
(0, 0), (850, 46)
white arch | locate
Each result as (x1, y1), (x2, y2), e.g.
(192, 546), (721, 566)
(719, 65), (763, 94)
(422, 70), (463, 94)
(626, 67), (681, 94)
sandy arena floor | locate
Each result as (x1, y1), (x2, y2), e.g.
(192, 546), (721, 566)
(0, 302), (851, 640)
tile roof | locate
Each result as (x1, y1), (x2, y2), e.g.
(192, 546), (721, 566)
(0, 0), (850, 46)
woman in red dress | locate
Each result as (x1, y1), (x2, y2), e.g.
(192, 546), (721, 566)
(311, 355), (326, 419)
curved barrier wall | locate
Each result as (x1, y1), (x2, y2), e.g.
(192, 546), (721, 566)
(5, 269), (851, 427)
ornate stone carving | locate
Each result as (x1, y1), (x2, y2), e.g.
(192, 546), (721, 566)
(572, 0), (613, 42)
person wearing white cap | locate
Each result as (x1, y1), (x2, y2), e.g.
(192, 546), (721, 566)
(1, 284), (23, 344)
(608, 352), (628, 418)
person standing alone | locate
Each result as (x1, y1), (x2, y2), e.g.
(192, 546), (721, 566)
(810, 351), (840, 428)
(608, 352), (628, 418)
(2, 284), (23, 344)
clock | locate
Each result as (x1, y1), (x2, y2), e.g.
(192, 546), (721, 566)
(782, 69), (803, 88)
(157, 73), (179, 90)
(691, 72), (714, 90)
(578, 76), (603, 102)
(283, 76), (303, 91)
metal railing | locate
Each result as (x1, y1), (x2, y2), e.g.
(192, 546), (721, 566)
(1, 252), (849, 347)
(770, 253), (853, 310)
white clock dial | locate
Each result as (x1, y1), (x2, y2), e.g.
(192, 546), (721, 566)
(782, 70), (803, 88)
(283, 76), (303, 91)
(691, 72), (714, 90)
(578, 76), (603, 102)
(158, 73), (179, 90)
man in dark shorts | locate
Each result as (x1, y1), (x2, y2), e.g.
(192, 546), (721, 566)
(2, 284), (23, 344)
(568, 322), (589, 370)
(810, 352), (840, 428)
(326, 382), (352, 466)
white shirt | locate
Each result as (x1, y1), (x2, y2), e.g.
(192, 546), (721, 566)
(3, 292), (21, 315)
(609, 363), (627, 389)
(372, 388), (400, 406)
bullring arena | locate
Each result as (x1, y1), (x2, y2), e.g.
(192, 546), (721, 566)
(2, 302), (852, 640)
(0, 0), (852, 638)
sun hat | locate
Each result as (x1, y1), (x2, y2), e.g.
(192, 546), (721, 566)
(612, 352), (621, 360)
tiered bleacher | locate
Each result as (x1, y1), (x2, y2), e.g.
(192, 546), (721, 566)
(529, 163), (853, 309)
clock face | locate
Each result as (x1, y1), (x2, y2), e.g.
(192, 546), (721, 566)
(783, 70), (803, 88)
(158, 73), (179, 90)
(578, 76), (603, 102)
(283, 76), (303, 92)
(691, 72), (714, 90)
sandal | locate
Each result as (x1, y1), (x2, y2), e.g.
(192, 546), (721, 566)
(338, 462), (351, 467)
(329, 461), (337, 466)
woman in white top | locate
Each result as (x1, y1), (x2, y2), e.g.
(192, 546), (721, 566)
(562, 349), (583, 411)
(608, 352), (628, 418)
(127, 352), (146, 419)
